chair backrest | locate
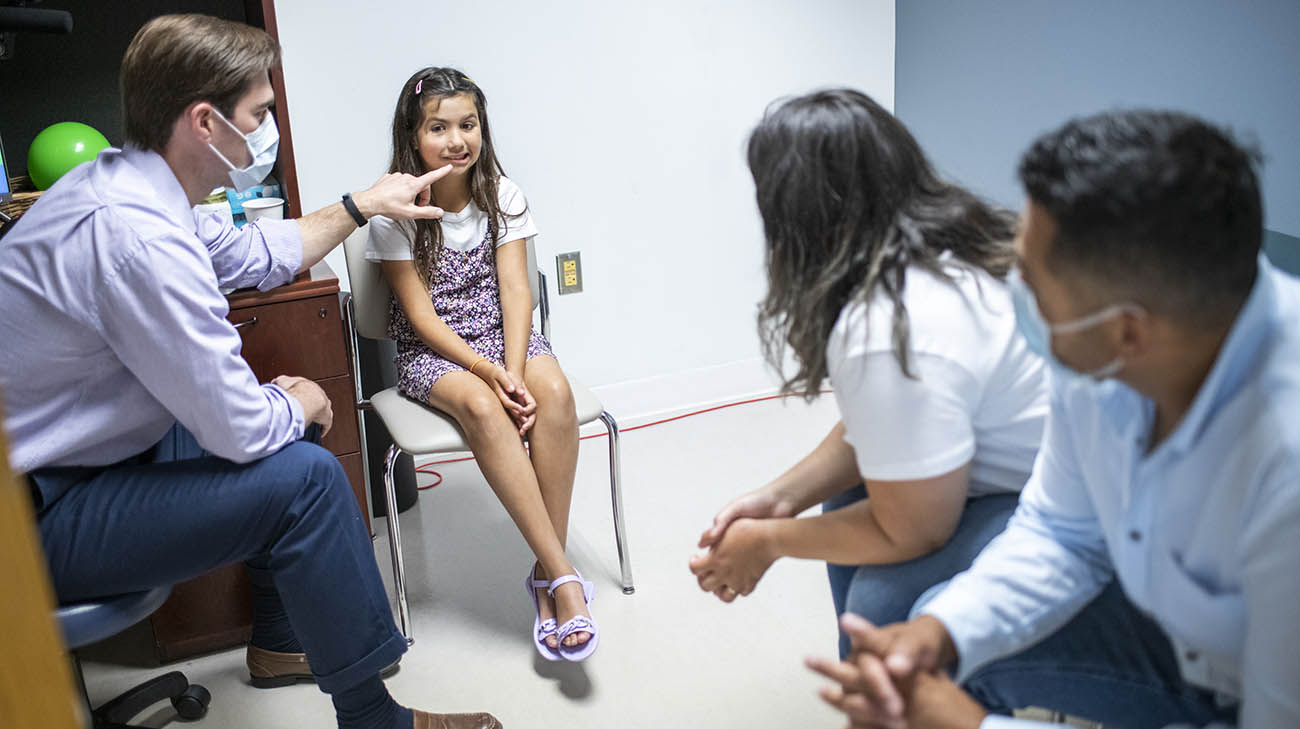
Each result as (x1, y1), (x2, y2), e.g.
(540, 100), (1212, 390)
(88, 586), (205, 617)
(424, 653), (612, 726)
(342, 224), (541, 341)
(525, 236), (541, 311)
(342, 225), (391, 340)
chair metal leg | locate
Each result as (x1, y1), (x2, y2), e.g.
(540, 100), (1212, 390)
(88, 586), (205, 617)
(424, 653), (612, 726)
(343, 293), (377, 536)
(383, 445), (413, 644)
(538, 269), (552, 342)
(599, 410), (634, 594)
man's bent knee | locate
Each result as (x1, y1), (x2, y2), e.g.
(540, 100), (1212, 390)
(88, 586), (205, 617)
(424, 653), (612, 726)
(259, 441), (351, 511)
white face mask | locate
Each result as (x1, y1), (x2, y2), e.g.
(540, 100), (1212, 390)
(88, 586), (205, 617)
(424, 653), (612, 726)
(208, 107), (279, 193)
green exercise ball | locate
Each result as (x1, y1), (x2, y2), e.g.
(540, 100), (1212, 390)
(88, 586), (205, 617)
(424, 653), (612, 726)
(27, 122), (111, 190)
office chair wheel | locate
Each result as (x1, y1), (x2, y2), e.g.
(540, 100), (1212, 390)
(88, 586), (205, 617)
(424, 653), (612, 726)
(171, 684), (210, 720)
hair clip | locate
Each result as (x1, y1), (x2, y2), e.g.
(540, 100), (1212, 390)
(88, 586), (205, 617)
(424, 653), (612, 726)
(462, 77), (473, 84)
(415, 79), (423, 95)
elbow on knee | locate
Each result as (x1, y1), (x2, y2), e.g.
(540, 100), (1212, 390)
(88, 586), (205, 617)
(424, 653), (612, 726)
(884, 527), (955, 562)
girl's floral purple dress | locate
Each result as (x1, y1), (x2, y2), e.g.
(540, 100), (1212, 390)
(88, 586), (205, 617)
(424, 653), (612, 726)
(389, 233), (554, 401)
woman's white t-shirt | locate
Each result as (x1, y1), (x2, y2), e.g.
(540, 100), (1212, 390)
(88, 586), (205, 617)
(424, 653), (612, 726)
(826, 262), (1048, 497)
(364, 176), (537, 260)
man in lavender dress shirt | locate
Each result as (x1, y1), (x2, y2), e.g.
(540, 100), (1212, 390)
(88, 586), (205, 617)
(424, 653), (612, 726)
(0, 14), (500, 729)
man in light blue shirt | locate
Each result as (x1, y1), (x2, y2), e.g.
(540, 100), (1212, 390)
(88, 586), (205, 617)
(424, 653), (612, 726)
(808, 110), (1299, 728)
(0, 14), (500, 729)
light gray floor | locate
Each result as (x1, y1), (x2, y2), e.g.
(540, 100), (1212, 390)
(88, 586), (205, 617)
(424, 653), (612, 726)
(81, 394), (846, 728)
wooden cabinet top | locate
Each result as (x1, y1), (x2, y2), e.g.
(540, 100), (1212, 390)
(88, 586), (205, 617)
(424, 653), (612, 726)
(227, 261), (340, 310)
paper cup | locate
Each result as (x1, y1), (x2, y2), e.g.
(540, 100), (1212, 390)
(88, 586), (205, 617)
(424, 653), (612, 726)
(243, 196), (285, 222)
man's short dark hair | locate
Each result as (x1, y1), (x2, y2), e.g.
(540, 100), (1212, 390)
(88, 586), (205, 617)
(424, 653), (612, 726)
(1018, 110), (1262, 325)
(121, 14), (281, 153)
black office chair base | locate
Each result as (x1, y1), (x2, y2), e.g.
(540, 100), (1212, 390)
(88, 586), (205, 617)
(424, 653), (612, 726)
(85, 667), (210, 728)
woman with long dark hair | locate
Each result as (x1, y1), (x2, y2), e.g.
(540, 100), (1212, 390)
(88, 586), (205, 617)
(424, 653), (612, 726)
(689, 89), (1048, 656)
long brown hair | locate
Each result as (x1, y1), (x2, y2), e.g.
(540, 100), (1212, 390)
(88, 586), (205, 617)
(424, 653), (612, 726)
(388, 67), (511, 288)
(748, 89), (1017, 398)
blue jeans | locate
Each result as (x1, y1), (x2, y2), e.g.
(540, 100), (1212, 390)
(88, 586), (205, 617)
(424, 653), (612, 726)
(30, 423), (406, 694)
(913, 581), (1238, 728)
(824, 485), (1020, 658)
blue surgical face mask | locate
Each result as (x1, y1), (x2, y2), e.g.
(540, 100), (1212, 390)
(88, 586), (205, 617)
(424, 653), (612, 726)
(1007, 268), (1137, 381)
(209, 107), (279, 193)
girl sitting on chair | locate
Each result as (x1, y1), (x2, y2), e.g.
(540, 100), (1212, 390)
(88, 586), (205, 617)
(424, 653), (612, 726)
(365, 67), (597, 662)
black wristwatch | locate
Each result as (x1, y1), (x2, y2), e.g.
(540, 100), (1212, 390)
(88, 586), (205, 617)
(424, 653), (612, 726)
(341, 192), (367, 227)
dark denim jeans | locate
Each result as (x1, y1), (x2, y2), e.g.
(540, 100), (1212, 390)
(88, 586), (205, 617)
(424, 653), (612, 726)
(824, 483), (1236, 728)
(824, 486), (1020, 658)
(31, 423), (405, 694)
(912, 579), (1238, 728)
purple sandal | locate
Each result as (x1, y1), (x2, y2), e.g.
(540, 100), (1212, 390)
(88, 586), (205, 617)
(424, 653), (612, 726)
(548, 571), (599, 662)
(525, 563), (561, 661)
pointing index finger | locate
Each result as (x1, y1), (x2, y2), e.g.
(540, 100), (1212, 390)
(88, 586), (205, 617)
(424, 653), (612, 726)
(416, 164), (454, 186)
(402, 205), (445, 220)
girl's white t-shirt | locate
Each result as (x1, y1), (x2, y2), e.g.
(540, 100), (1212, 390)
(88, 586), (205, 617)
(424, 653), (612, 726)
(825, 262), (1048, 496)
(364, 176), (537, 260)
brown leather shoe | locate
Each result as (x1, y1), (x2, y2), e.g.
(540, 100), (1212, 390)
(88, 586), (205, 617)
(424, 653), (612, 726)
(413, 710), (502, 729)
(246, 645), (399, 688)
(247, 645), (314, 688)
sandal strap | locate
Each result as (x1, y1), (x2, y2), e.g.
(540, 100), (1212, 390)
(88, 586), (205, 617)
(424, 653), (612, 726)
(547, 573), (586, 597)
(536, 618), (557, 641)
(529, 562), (550, 590)
(557, 616), (595, 638)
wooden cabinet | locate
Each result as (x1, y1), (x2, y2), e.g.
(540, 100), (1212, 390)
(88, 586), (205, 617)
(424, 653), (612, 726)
(146, 262), (366, 662)
(224, 264), (369, 521)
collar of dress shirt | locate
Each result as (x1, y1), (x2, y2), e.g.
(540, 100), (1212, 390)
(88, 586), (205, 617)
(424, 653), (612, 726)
(119, 144), (199, 234)
(1161, 254), (1278, 456)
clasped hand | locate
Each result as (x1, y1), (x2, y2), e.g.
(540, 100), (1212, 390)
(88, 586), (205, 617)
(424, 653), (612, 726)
(688, 488), (795, 602)
(688, 517), (779, 601)
(805, 613), (987, 729)
(473, 362), (536, 436)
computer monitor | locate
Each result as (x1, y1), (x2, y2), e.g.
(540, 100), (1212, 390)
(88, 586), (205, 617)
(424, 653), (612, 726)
(0, 130), (11, 203)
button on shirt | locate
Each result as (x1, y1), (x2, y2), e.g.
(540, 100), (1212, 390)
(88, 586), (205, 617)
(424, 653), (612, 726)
(0, 146), (305, 496)
(921, 258), (1300, 728)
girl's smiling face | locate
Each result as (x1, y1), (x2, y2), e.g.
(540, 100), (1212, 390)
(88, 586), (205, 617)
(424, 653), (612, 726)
(416, 92), (482, 178)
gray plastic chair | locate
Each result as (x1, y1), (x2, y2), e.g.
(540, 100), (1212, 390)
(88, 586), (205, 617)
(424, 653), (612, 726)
(341, 225), (634, 643)
(57, 587), (212, 727)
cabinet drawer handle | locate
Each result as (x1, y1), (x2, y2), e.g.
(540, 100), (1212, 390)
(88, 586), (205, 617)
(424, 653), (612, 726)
(233, 316), (258, 330)
(319, 307), (328, 319)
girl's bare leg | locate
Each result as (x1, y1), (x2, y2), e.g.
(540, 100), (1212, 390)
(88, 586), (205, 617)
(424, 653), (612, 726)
(522, 356), (585, 646)
(428, 370), (590, 647)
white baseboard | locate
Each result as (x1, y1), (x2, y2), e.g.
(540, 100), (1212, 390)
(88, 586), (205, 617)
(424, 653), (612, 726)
(583, 357), (786, 434)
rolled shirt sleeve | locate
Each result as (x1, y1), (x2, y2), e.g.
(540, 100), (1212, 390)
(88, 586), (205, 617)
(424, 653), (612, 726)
(195, 211), (302, 291)
(94, 226), (304, 463)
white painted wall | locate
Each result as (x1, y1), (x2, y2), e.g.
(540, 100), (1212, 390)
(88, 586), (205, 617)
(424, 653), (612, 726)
(275, 0), (894, 404)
